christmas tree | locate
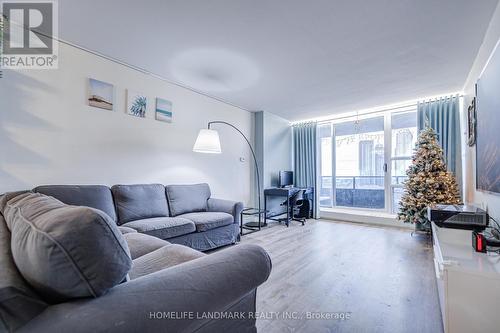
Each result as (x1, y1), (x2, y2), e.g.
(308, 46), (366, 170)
(398, 127), (461, 230)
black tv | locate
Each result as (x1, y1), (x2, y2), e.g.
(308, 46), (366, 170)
(476, 44), (500, 194)
(279, 171), (294, 188)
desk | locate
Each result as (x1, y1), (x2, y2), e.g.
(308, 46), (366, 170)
(264, 187), (314, 226)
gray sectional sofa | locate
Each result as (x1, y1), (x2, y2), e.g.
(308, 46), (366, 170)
(34, 183), (244, 251)
(0, 190), (272, 332)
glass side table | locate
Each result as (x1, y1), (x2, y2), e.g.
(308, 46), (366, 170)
(240, 208), (267, 236)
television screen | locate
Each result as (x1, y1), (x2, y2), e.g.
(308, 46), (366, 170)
(476, 45), (500, 194)
(279, 171), (294, 187)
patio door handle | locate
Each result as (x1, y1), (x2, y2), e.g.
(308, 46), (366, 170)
(383, 163), (388, 173)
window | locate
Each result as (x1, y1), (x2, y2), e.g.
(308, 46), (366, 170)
(319, 109), (417, 214)
(319, 124), (333, 207)
(334, 116), (385, 209)
(390, 111), (417, 213)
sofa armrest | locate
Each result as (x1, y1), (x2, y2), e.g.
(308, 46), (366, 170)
(208, 198), (244, 225)
(18, 244), (272, 333)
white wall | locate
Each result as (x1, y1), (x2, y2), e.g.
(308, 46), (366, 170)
(254, 111), (292, 189)
(263, 111), (292, 187)
(0, 42), (254, 204)
(252, 111), (292, 212)
(462, 1), (500, 221)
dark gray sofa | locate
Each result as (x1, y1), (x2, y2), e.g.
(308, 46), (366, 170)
(34, 183), (244, 251)
(0, 191), (272, 332)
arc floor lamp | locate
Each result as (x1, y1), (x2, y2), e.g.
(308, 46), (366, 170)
(193, 121), (263, 227)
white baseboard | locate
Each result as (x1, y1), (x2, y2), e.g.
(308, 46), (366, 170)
(319, 208), (413, 229)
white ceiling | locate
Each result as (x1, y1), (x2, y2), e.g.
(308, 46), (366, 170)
(59, 0), (499, 121)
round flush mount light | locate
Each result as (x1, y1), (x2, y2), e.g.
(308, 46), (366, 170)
(169, 48), (260, 93)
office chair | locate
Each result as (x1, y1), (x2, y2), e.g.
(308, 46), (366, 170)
(289, 189), (307, 226)
(277, 189), (307, 226)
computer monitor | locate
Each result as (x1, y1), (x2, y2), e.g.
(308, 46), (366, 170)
(279, 171), (294, 188)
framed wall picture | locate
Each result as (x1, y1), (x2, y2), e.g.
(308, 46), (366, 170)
(126, 90), (147, 118)
(155, 98), (173, 123)
(476, 59), (500, 194)
(467, 96), (476, 147)
(88, 78), (114, 111)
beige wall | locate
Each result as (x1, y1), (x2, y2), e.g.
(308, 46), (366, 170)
(0, 42), (254, 204)
(462, 2), (500, 220)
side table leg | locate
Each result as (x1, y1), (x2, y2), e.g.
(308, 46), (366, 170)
(264, 195), (267, 226)
(286, 197), (290, 227)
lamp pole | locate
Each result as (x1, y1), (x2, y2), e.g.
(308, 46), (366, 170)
(207, 121), (262, 219)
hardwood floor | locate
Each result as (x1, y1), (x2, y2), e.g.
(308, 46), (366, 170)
(240, 219), (442, 333)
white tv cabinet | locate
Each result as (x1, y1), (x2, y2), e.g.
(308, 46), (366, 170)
(432, 222), (500, 333)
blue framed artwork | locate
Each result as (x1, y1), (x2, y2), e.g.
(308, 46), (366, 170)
(155, 97), (173, 123)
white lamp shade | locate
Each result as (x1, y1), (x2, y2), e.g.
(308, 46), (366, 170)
(193, 129), (222, 153)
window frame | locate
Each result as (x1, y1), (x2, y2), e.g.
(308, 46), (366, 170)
(318, 108), (417, 214)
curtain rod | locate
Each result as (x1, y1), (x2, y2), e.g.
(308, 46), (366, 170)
(315, 103), (416, 124)
(299, 94), (463, 125)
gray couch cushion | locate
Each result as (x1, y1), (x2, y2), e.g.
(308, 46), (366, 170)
(1, 192), (132, 303)
(166, 183), (211, 216)
(118, 226), (137, 234)
(123, 232), (170, 259)
(179, 212), (233, 232)
(112, 184), (169, 225)
(168, 223), (239, 251)
(34, 185), (117, 222)
(0, 213), (48, 332)
(122, 217), (196, 240)
(130, 244), (205, 280)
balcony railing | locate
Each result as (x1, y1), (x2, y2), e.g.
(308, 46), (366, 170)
(321, 176), (407, 189)
(319, 176), (407, 209)
(336, 176), (384, 189)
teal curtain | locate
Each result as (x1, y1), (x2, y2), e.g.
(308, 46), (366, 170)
(417, 95), (462, 188)
(293, 122), (318, 217)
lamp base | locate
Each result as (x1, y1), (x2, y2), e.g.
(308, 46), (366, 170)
(244, 221), (267, 228)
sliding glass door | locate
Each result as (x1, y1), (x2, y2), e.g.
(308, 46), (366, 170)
(335, 116), (385, 209)
(390, 111), (417, 213)
(319, 110), (416, 214)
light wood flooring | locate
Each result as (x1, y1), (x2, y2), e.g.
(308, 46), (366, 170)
(240, 219), (442, 333)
